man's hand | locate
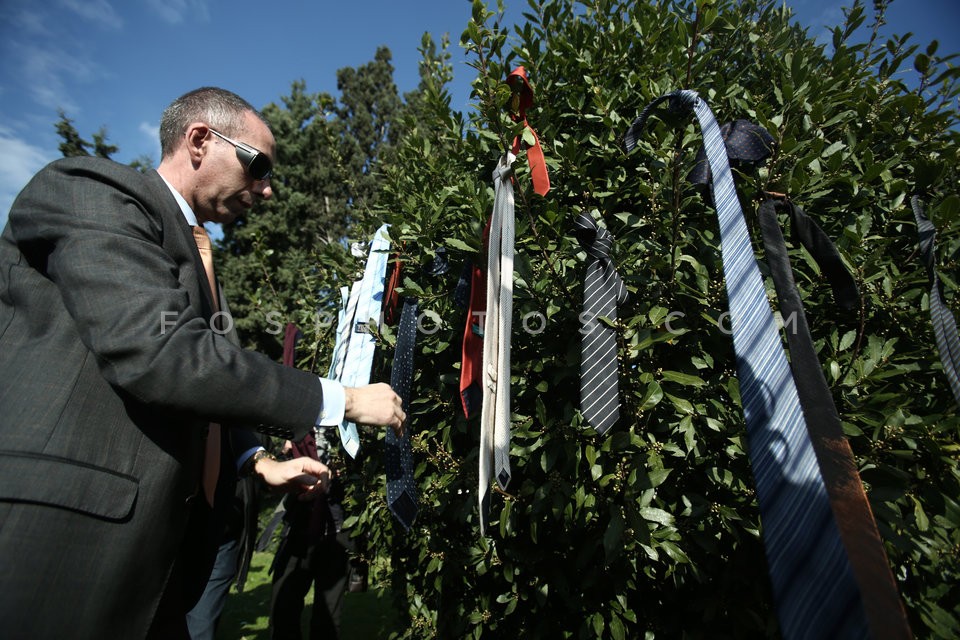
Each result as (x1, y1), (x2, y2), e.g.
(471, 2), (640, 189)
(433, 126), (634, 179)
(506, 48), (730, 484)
(254, 454), (332, 500)
(344, 382), (406, 436)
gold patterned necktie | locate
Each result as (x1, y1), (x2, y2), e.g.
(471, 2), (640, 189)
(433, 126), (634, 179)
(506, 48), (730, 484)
(193, 225), (221, 507)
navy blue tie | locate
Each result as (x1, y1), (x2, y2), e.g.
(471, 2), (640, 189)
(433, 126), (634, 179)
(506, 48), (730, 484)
(385, 297), (418, 530)
(625, 90), (871, 639)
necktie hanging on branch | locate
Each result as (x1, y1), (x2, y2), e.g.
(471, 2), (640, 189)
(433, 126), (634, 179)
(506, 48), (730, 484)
(459, 222), (492, 419)
(385, 297), (419, 530)
(574, 212), (628, 435)
(912, 196), (960, 406)
(623, 90), (910, 640)
(758, 197), (911, 640)
(328, 224), (391, 458)
(382, 249), (448, 530)
(479, 152), (516, 535)
(507, 65), (550, 197)
(471, 67), (550, 533)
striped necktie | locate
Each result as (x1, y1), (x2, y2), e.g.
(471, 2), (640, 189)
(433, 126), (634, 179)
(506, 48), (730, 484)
(192, 225), (221, 507)
(574, 212), (627, 435)
(479, 152), (516, 534)
(912, 196), (960, 406)
(758, 198), (912, 639)
(625, 90), (873, 639)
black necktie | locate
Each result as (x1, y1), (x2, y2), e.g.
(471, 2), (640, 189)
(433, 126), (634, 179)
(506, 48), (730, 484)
(758, 198), (912, 639)
(912, 196), (960, 405)
(385, 297), (418, 530)
(574, 211), (628, 435)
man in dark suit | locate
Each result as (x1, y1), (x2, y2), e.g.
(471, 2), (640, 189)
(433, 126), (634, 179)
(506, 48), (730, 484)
(0, 87), (404, 639)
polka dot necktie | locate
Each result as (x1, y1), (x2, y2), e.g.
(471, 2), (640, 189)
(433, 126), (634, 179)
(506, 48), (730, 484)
(385, 297), (418, 530)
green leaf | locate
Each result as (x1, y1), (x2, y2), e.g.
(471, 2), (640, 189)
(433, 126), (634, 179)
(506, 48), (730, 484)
(661, 370), (707, 387)
(639, 507), (674, 526)
(639, 381), (664, 411)
(603, 510), (625, 563)
(522, 126), (537, 147)
(445, 237), (476, 252)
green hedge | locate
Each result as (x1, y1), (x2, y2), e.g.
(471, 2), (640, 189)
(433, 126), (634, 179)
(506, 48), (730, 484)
(338, 0), (960, 637)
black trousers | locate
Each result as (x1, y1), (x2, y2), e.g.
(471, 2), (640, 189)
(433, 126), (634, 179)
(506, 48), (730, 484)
(269, 536), (349, 640)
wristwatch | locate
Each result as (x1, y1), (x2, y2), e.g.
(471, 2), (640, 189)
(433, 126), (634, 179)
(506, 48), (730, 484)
(241, 448), (277, 478)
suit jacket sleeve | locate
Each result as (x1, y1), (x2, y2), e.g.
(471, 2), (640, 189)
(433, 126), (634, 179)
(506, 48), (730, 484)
(7, 158), (321, 439)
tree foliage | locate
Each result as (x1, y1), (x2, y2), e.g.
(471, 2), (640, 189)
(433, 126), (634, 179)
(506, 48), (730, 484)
(55, 108), (155, 169)
(217, 47), (405, 362)
(335, 0), (960, 638)
(50, 0), (960, 635)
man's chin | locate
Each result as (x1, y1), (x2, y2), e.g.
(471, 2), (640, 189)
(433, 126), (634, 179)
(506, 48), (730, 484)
(217, 209), (242, 224)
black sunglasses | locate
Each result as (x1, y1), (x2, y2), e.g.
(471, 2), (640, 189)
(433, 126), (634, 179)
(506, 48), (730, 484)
(209, 129), (273, 181)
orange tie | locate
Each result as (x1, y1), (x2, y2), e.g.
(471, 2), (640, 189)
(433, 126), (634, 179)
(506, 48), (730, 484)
(193, 226), (221, 507)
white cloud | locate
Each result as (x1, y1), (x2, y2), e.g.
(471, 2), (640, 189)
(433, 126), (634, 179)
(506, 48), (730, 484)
(0, 127), (55, 231)
(58, 0), (123, 31)
(7, 6), (53, 37)
(20, 42), (99, 113)
(139, 121), (161, 164)
(144, 0), (210, 25)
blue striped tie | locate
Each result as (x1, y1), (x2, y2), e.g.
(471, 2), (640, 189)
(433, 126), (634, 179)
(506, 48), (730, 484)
(626, 90), (870, 639)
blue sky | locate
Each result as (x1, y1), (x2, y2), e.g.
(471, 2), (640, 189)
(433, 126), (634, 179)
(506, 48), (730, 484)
(1, 0), (958, 230)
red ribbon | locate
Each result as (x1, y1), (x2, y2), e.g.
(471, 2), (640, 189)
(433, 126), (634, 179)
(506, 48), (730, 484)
(507, 66), (550, 196)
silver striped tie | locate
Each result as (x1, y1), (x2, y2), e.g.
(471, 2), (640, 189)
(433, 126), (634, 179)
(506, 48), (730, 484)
(575, 212), (627, 435)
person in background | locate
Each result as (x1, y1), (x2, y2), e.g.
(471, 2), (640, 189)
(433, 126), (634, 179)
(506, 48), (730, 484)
(0, 86), (404, 639)
(269, 431), (355, 640)
(186, 448), (263, 640)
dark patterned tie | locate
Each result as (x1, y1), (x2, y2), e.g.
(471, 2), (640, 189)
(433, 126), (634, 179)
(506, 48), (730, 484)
(625, 90), (872, 640)
(385, 297), (418, 530)
(574, 212), (628, 435)
(687, 119), (775, 190)
(913, 196), (960, 405)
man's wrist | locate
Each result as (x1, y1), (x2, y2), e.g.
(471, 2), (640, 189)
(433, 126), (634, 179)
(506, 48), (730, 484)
(317, 378), (346, 426)
(241, 448), (277, 478)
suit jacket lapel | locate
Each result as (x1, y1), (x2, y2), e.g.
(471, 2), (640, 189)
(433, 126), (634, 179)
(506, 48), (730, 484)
(144, 170), (218, 322)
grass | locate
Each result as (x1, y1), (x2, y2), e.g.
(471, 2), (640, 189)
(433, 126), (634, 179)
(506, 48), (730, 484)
(216, 551), (403, 639)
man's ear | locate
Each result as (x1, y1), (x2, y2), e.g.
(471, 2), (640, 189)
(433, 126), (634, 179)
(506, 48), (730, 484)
(184, 123), (211, 166)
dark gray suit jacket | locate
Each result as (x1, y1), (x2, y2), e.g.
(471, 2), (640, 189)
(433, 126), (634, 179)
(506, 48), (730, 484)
(0, 157), (322, 639)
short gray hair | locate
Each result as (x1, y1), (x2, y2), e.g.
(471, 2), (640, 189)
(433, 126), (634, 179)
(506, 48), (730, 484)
(159, 87), (270, 159)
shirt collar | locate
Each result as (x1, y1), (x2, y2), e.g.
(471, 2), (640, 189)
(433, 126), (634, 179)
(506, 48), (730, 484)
(158, 174), (199, 227)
